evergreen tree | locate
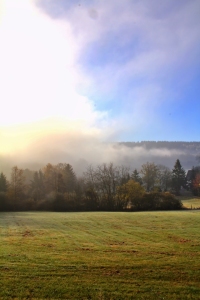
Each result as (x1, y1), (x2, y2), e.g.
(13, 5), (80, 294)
(171, 159), (186, 195)
(131, 169), (142, 185)
(62, 164), (77, 193)
(0, 173), (7, 192)
(0, 173), (8, 211)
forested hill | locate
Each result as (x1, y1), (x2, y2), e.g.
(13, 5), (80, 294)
(117, 141), (200, 170)
(120, 141), (200, 151)
(1, 141), (200, 177)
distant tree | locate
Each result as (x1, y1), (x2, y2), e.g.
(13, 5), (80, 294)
(0, 172), (8, 192)
(157, 165), (172, 191)
(0, 173), (8, 211)
(141, 192), (182, 210)
(83, 163), (129, 210)
(117, 180), (145, 210)
(41, 163), (78, 210)
(8, 166), (25, 209)
(47, 163), (77, 194)
(43, 163), (58, 193)
(185, 167), (200, 192)
(61, 163), (77, 193)
(30, 170), (45, 201)
(118, 166), (130, 186)
(171, 159), (186, 195)
(23, 169), (35, 184)
(131, 169), (142, 185)
(192, 173), (200, 196)
(94, 163), (119, 210)
(84, 187), (99, 210)
(140, 162), (159, 192)
(83, 165), (99, 210)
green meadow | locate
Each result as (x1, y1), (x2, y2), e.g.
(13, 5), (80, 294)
(181, 196), (200, 209)
(0, 211), (200, 299)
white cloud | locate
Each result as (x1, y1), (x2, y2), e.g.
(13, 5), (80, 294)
(55, 0), (200, 109)
(0, 0), (105, 128)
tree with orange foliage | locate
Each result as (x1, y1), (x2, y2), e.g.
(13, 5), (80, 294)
(192, 173), (200, 196)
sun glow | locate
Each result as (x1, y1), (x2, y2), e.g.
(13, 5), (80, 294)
(0, 0), (104, 155)
(0, 0), (95, 127)
(0, 117), (102, 155)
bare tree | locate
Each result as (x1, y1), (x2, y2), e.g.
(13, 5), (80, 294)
(9, 166), (25, 209)
(84, 163), (130, 210)
(157, 165), (172, 191)
(140, 162), (159, 192)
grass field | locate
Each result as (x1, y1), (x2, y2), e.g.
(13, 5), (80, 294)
(180, 196), (200, 209)
(0, 211), (200, 299)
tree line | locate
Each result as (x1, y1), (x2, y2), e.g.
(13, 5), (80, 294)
(0, 159), (199, 212)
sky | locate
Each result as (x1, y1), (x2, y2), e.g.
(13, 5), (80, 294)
(0, 0), (200, 173)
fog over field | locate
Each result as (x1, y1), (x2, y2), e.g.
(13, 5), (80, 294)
(1, 122), (199, 177)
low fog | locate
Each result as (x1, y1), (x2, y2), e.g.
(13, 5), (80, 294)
(1, 123), (198, 178)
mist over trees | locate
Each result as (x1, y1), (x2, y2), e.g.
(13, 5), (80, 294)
(1, 140), (200, 212)
(119, 141), (200, 169)
(1, 155), (199, 212)
(1, 141), (200, 179)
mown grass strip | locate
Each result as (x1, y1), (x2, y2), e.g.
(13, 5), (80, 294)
(0, 211), (200, 299)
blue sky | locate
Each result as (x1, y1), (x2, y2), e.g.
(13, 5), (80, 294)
(0, 0), (200, 163)
(36, 0), (200, 141)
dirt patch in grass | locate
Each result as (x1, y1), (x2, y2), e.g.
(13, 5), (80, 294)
(22, 230), (34, 237)
(168, 235), (191, 243)
(41, 243), (55, 248)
